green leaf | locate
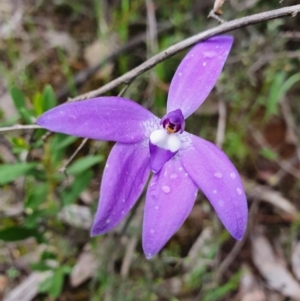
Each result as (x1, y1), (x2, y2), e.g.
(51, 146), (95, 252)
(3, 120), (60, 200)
(0, 227), (42, 242)
(41, 251), (57, 260)
(31, 262), (53, 272)
(202, 271), (241, 301)
(0, 163), (36, 185)
(6, 267), (20, 279)
(278, 72), (300, 100)
(10, 86), (26, 110)
(33, 92), (44, 116)
(67, 155), (104, 175)
(265, 72), (285, 118)
(25, 208), (58, 228)
(53, 134), (77, 151)
(9, 137), (29, 154)
(9, 86), (33, 124)
(49, 268), (65, 298)
(61, 170), (93, 205)
(61, 265), (72, 274)
(39, 275), (53, 294)
(42, 85), (57, 111)
(260, 147), (278, 161)
(50, 134), (77, 163)
(25, 184), (48, 210)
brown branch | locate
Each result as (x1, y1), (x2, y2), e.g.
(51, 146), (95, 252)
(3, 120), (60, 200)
(208, 10), (227, 24)
(145, 0), (158, 54)
(59, 138), (88, 176)
(0, 124), (41, 133)
(71, 4), (300, 102)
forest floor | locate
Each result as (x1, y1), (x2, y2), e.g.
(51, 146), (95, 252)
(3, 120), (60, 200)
(1, 0), (300, 300)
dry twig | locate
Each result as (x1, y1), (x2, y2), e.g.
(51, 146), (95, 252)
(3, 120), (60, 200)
(208, 10), (227, 24)
(0, 124), (40, 133)
(71, 5), (300, 102)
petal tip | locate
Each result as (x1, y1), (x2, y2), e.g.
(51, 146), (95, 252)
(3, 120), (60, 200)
(145, 252), (155, 260)
(230, 222), (247, 241)
(142, 240), (160, 260)
(232, 231), (244, 241)
(90, 224), (107, 237)
(143, 247), (158, 260)
(36, 114), (47, 127)
(90, 228), (100, 237)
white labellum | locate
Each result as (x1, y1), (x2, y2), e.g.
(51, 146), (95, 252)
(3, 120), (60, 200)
(150, 129), (181, 152)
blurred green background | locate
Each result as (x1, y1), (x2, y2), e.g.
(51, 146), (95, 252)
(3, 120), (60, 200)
(1, 0), (300, 300)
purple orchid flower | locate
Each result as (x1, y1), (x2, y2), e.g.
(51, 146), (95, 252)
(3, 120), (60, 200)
(37, 36), (248, 259)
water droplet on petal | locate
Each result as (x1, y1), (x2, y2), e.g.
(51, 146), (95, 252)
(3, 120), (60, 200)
(236, 188), (243, 195)
(203, 51), (216, 58)
(161, 185), (171, 193)
(155, 206), (159, 210)
(150, 229), (155, 234)
(230, 172), (236, 179)
(184, 173), (188, 177)
(179, 167), (183, 171)
(214, 172), (223, 179)
(203, 62), (207, 66)
(121, 211), (125, 215)
(213, 190), (217, 194)
(170, 173), (178, 179)
(122, 198), (125, 203)
(106, 219), (110, 224)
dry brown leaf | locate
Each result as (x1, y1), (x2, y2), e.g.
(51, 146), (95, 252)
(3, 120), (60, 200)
(4, 272), (52, 301)
(58, 204), (92, 230)
(84, 35), (118, 79)
(0, 275), (8, 294)
(240, 265), (266, 301)
(45, 30), (79, 61)
(70, 246), (97, 287)
(252, 234), (300, 300)
(0, 93), (18, 121)
(292, 241), (300, 281)
(183, 227), (213, 270)
(0, 0), (23, 39)
(244, 179), (298, 217)
(158, 277), (184, 296)
(213, 0), (226, 15)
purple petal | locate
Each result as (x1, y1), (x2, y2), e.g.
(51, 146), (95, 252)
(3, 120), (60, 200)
(180, 135), (248, 240)
(37, 97), (158, 143)
(149, 142), (177, 173)
(143, 158), (198, 259)
(91, 142), (150, 235)
(167, 36), (233, 118)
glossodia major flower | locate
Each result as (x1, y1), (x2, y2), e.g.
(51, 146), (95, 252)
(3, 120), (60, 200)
(37, 35), (248, 259)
